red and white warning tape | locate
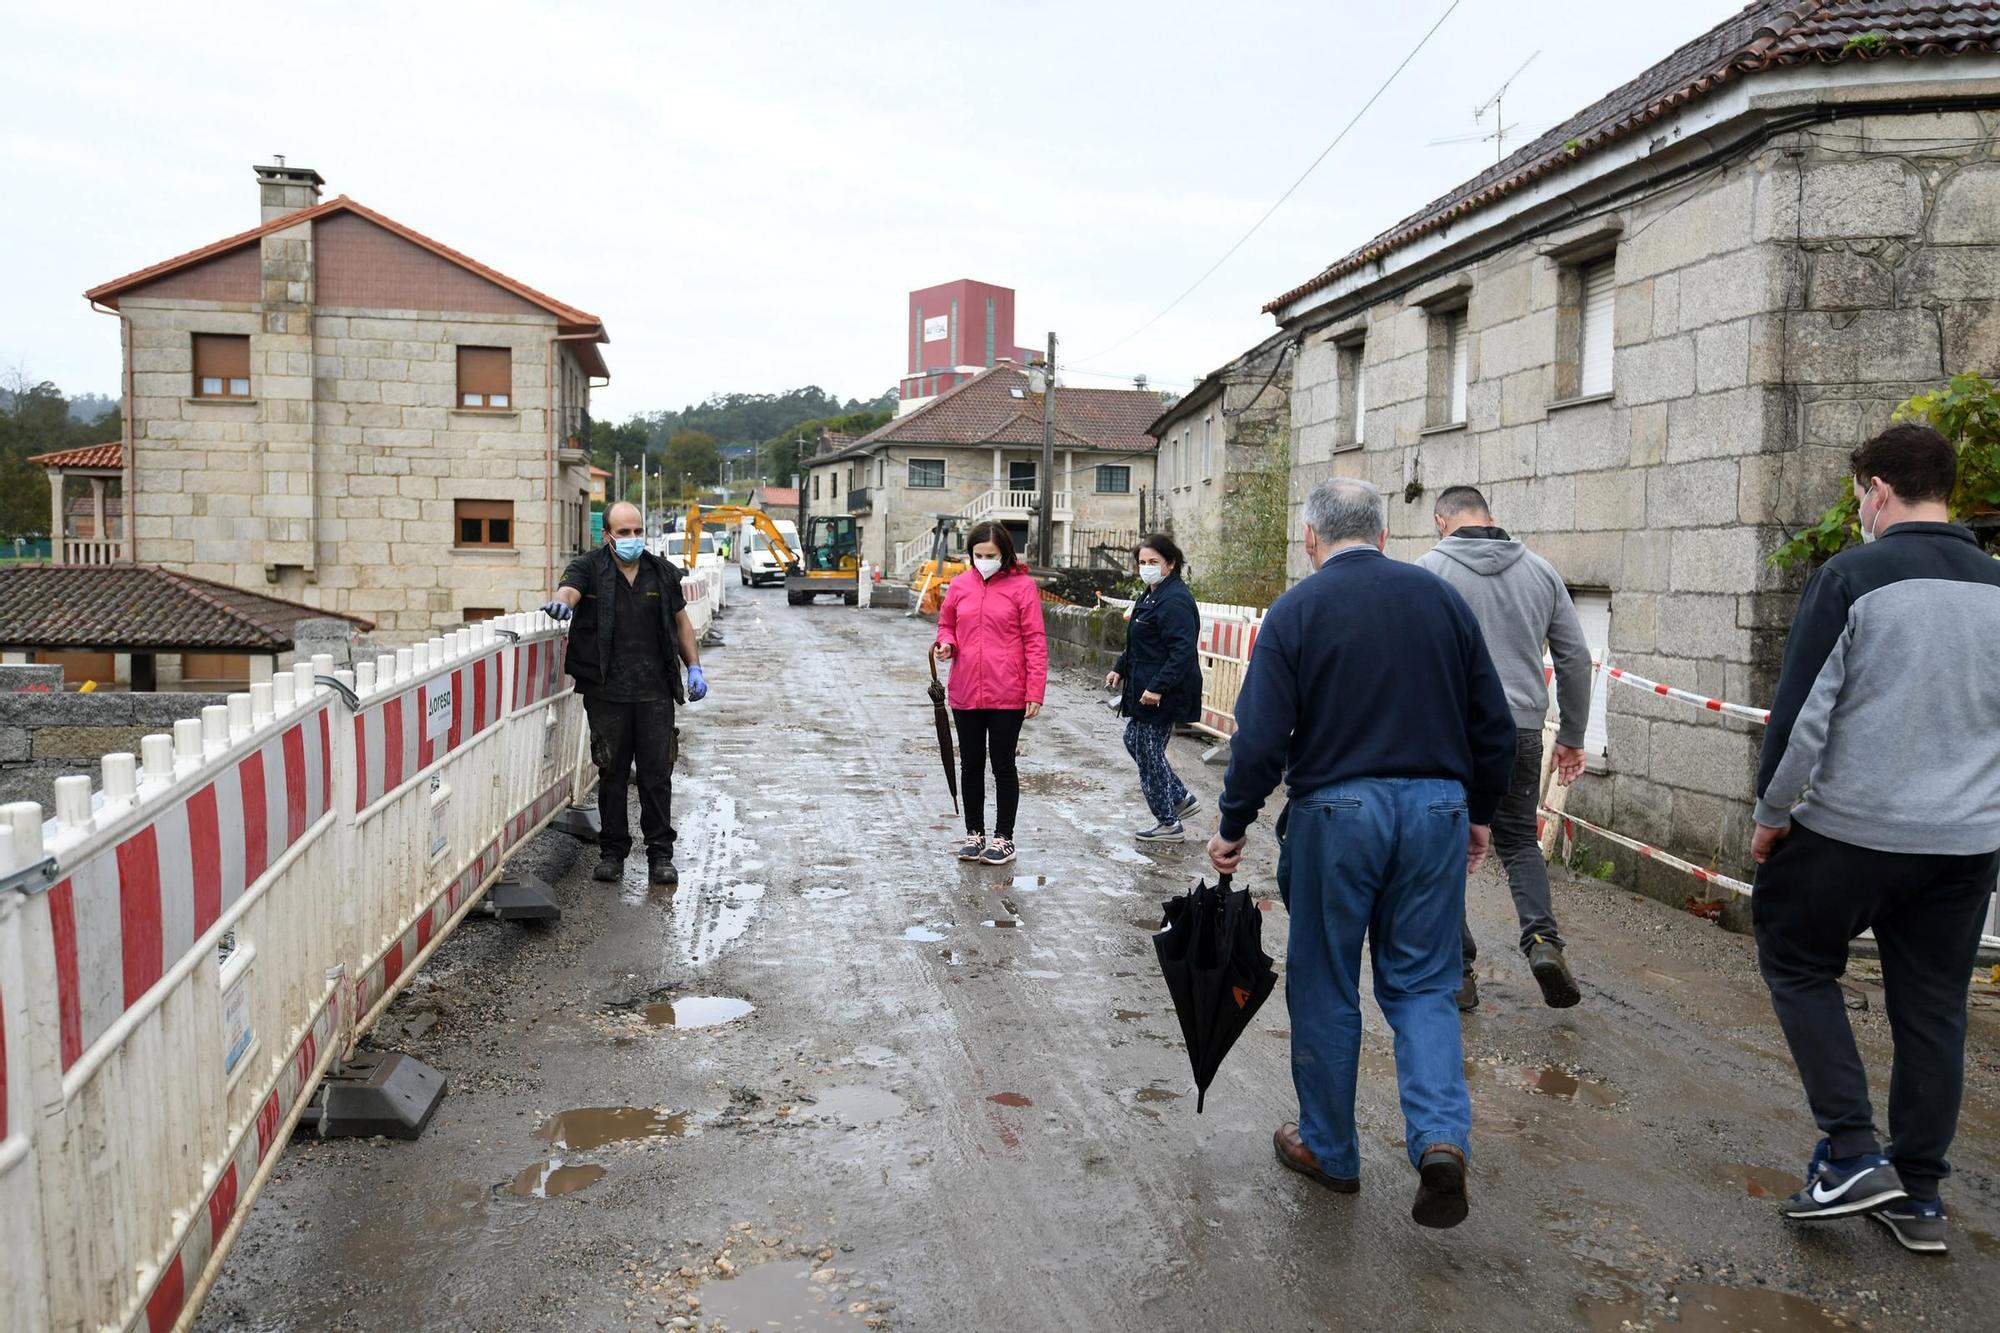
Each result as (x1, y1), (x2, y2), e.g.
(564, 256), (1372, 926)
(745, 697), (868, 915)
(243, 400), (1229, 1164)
(1541, 805), (1754, 897)
(1598, 663), (1771, 725)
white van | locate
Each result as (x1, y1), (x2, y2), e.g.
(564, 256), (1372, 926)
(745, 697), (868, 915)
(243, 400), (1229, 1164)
(658, 530), (717, 571)
(738, 518), (800, 587)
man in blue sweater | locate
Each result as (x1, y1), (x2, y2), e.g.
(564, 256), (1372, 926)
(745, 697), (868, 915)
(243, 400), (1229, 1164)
(1209, 477), (1514, 1230)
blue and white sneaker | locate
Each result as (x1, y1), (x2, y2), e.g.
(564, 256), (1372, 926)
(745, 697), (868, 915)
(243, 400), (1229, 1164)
(1872, 1197), (1948, 1253)
(1780, 1138), (1907, 1221)
(1135, 820), (1186, 844)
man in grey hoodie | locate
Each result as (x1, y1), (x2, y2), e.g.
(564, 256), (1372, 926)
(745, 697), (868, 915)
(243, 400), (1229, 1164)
(1417, 486), (1592, 1011)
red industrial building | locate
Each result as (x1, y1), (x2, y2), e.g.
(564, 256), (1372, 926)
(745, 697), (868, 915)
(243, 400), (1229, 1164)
(898, 279), (1039, 411)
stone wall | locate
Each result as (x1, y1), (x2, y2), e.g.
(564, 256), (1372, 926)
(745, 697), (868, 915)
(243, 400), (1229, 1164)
(1043, 603), (1127, 675)
(1283, 109), (2000, 907)
(0, 689), (229, 810)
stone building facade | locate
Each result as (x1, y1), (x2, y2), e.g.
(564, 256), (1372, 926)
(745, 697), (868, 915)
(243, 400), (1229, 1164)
(806, 365), (1162, 576)
(1267, 3), (2000, 897)
(1147, 333), (1294, 604)
(84, 164), (609, 641)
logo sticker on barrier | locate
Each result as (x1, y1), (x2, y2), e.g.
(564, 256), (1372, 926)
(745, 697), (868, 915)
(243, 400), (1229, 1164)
(218, 936), (256, 1084)
(428, 774), (451, 864)
(423, 679), (454, 744)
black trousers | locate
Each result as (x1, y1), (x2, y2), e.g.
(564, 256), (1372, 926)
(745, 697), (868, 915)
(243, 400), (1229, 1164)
(954, 708), (1024, 839)
(1754, 820), (1997, 1198)
(583, 696), (677, 859)
(1461, 729), (1563, 967)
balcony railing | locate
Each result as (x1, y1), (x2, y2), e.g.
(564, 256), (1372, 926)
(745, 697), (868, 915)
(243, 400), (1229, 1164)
(58, 536), (127, 566)
(965, 489), (1071, 522)
(847, 487), (873, 514)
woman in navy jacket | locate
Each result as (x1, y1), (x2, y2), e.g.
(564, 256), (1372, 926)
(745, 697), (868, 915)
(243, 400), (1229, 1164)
(1106, 534), (1203, 842)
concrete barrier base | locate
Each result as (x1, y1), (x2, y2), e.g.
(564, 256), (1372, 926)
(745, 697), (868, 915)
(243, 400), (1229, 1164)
(313, 1052), (446, 1140)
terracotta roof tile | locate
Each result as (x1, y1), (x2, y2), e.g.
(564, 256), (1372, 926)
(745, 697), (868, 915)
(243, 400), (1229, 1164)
(1267, 2), (2000, 313)
(835, 367), (1163, 458)
(754, 486), (801, 507)
(0, 565), (371, 651)
(25, 442), (122, 469)
(85, 195), (607, 338)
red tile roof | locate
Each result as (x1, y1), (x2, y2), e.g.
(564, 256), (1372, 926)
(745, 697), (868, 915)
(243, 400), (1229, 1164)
(834, 366), (1163, 457)
(753, 486), (801, 508)
(0, 565), (372, 651)
(1267, 1), (2000, 313)
(26, 442), (122, 470)
(85, 195), (608, 367)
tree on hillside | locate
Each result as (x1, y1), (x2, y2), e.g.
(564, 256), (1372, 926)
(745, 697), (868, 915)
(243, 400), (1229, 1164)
(0, 372), (123, 538)
(662, 429), (721, 493)
(590, 415), (651, 480)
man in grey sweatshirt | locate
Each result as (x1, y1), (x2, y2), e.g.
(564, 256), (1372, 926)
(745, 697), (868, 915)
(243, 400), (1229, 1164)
(1417, 486), (1593, 1011)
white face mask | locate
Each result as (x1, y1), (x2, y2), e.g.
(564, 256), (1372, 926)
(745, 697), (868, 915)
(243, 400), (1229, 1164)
(1859, 482), (1883, 543)
(974, 556), (1002, 579)
(1137, 564), (1165, 586)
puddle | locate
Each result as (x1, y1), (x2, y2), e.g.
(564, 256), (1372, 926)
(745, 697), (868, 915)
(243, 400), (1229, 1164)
(1019, 772), (1091, 796)
(1133, 1086), (1181, 1104)
(698, 1262), (868, 1330)
(644, 995), (754, 1029)
(1107, 845), (1151, 866)
(988, 1092), (1033, 1108)
(1967, 1226), (2000, 1258)
(1580, 1283), (1857, 1332)
(1710, 1162), (1800, 1200)
(1018, 968), (1061, 980)
(803, 886), (851, 901)
(810, 1085), (905, 1125)
(1114, 1009), (1145, 1023)
(903, 926), (947, 942)
(537, 1106), (692, 1151)
(1129, 917), (1164, 931)
(507, 1159), (607, 1198)
(1010, 875), (1049, 891)
(980, 919), (1019, 929)
(941, 949), (964, 966)
(1500, 1065), (1620, 1109)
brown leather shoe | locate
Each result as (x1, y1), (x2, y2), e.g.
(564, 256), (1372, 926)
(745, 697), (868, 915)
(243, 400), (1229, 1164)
(1273, 1122), (1359, 1193)
(1411, 1143), (1469, 1229)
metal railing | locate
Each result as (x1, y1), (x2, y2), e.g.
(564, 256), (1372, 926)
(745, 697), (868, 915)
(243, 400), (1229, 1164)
(964, 489), (1071, 522)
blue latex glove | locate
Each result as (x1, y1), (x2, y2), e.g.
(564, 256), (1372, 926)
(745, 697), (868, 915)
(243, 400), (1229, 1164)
(686, 665), (708, 702)
(540, 599), (572, 622)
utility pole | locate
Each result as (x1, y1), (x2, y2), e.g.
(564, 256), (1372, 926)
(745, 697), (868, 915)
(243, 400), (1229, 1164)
(614, 452), (622, 503)
(640, 459), (648, 538)
(1038, 331), (1056, 568)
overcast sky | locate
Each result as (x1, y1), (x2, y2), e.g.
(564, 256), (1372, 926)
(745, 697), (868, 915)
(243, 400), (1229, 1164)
(1, 0), (1746, 421)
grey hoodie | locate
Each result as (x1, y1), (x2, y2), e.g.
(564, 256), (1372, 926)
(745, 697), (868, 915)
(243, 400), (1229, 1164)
(1417, 531), (1593, 746)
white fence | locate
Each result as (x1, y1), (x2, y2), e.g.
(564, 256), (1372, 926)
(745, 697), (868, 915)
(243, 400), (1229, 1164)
(0, 611), (587, 1332)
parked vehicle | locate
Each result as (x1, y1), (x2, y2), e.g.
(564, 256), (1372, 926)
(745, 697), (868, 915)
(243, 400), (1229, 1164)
(657, 530), (717, 570)
(739, 517), (801, 587)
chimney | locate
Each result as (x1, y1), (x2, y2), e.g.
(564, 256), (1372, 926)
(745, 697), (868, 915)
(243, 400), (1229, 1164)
(253, 159), (324, 222)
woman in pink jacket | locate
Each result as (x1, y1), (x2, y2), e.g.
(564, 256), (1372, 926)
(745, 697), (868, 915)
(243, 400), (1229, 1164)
(933, 521), (1048, 867)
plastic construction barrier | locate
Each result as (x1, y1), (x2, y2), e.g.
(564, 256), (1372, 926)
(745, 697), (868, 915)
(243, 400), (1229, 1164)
(0, 611), (587, 1332)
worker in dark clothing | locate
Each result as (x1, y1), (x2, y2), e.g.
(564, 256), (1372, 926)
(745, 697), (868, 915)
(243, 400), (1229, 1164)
(543, 501), (708, 887)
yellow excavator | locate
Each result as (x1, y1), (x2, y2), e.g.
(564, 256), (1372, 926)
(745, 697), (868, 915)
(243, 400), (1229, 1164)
(681, 504), (862, 606)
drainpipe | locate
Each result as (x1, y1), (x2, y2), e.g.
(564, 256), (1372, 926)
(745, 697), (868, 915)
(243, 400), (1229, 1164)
(546, 332), (606, 593)
(89, 300), (132, 563)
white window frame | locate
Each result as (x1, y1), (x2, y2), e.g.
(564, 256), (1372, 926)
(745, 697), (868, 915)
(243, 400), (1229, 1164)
(1202, 414), (1214, 481)
(1446, 311), (1468, 425)
(1336, 340), (1366, 451)
(1568, 589), (1612, 758)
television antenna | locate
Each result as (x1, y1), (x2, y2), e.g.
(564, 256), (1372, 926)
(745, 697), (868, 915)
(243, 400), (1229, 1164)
(1427, 50), (1539, 166)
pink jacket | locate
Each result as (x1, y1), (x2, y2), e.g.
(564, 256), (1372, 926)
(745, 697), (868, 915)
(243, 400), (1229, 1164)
(935, 566), (1049, 710)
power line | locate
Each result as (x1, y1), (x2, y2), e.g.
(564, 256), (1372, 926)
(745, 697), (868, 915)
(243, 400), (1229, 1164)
(1070, 0), (1462, 367)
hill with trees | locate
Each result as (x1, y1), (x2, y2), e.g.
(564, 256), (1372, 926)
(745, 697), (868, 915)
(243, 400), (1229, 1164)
(0, 376), (123, 538)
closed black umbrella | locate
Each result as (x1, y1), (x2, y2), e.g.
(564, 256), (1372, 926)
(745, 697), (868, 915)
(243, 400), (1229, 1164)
(1152, 872), (1278, 1112)
(926, 648), (959, 815)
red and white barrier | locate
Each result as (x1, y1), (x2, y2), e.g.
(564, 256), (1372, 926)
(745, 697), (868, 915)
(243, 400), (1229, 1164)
(1543, 805), (1756, 897)
(0, 611), (590, 1331)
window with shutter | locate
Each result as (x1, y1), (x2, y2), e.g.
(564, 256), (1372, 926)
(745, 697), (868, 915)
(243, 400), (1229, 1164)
(454, 499), (514, 548)
(192, 334), (251, 398)
(456, 346), (512, 409)
(1579, 260), (1615, 397)
(1350, 349), (1367, 447)
(1568, 589), (1612, 756)
(1447, 312), (1469, 424)
(1202, 415), (1214, 479)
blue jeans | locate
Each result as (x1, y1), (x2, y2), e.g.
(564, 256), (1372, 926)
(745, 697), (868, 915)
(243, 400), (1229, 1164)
(1286, 778), (1473, 1175)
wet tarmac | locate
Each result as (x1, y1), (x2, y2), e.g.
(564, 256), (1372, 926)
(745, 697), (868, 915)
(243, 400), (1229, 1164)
(197, 584), (2000, 1331)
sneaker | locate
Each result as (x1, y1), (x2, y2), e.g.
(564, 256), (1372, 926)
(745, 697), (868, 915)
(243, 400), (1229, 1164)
(980, 837), (1017, 866)
(1135, 821), (1186, 843)
(1411, 1144), (1469, 1229)
(1455, 971), (1479, 1013)
(1782, 1138), (1908, 1220)
(1174, 794), (1201, 821)
(648, 854), (678, 887)
(1527, 937), (1581, 1009)
(593, 854), (623, 882)
(956, 832), (987, 862)
(1872, 1198), (1948, 1254)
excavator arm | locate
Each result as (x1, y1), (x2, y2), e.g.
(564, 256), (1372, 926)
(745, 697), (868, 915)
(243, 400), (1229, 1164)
(682, 504), (801, 574)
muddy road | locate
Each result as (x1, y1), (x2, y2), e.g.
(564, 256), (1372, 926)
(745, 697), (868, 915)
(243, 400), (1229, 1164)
(198, 585), (2000, 1332)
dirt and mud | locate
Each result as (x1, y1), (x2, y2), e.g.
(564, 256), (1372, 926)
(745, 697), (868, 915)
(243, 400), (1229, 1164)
(196, 584), (2000, 1331)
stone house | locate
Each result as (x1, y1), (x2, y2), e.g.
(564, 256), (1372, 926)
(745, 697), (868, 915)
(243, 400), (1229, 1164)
(1267, 1), (2000, 894)
(82, 163), (610, 641)
(805, 365), (1162, 576)
(1146, 332), (1295, 603)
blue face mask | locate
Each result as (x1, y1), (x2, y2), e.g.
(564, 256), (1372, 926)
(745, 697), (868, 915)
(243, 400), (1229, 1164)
(613, 537), (646, 561)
